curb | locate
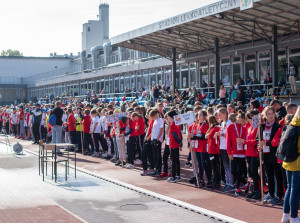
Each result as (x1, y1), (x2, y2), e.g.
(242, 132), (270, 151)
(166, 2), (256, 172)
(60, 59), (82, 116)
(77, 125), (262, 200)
(22, 147), (246, 223)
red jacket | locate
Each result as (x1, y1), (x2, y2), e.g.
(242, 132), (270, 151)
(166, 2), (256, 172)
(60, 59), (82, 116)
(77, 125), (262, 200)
(271, 127), (283, 148)
(244, 125), (259, 157)
(195, 122), (209, 153)
(83, 115), (92, 133)
(67, 114), (76, 132)
(207, 126), (221, 155)
(146, 120), (154, 139)
(279, 118), (285, 128)
(169, 121), (181, 149)
(136, 117), (145, 136)
(226, 123), (247, 156)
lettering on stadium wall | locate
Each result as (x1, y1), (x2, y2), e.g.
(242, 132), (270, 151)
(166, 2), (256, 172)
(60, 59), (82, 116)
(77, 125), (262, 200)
(158, 0), (239, 29)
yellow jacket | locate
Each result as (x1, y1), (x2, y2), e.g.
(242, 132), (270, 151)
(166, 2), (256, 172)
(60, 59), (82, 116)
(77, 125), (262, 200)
(75, 116), (83, 132)
(282, 116), (300, 171)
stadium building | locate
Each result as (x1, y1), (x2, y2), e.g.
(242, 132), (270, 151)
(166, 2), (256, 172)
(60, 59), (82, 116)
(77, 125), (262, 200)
(1, 0), (300, 104)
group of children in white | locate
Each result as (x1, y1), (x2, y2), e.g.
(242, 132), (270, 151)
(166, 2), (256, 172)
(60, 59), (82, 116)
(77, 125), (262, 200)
(0, 99), (299, 223)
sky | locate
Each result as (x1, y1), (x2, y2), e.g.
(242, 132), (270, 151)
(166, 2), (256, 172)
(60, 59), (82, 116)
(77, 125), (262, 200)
(0, 0), (219, 57)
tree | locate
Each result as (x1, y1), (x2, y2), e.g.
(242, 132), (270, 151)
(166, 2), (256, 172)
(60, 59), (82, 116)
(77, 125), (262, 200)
(1, 49), (23, 57)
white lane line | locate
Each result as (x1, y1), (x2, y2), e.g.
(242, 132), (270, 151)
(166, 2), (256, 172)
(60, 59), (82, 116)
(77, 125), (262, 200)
(23, 147), (245, 223)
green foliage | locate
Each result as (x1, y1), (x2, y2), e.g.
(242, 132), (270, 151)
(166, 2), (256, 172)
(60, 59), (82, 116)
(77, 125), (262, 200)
(1, 49), (23, 57)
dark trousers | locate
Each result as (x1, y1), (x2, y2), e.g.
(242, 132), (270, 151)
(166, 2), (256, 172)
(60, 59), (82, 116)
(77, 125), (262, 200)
(99, 133), (108, 152)
(230, 157), (247, 189)
(41, 125), (47, 140)
(170, 148), (180, 178)
(12, 124), (17, 136)
(0, 121), (2, 133)
(5, 121), (9, 134)
(151, 141), (162, 173)
(93, 133), (101, 153)
(195, 152), (204, 181)
(76, 131), (82, 152)
(163, 145), (170, 173)
(83, 132), (94, 152)
(32, 123), (40, 143)
(246, 156), (260, 192)
(210, 154), (221, 185)
(200, 152), (212, 182)
(127, 136), (136, 165)
(141, 140), (154, 170)
(264, 152), (283, 199)
(136, 134), (144, 159)
(69, 131), (77, 145)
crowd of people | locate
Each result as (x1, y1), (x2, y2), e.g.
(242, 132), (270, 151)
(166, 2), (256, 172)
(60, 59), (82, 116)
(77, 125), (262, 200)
(0, 91), (299, 223)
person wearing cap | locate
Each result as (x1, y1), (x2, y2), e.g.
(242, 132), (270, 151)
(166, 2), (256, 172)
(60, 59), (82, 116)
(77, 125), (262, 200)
(166, 110), (182, 183)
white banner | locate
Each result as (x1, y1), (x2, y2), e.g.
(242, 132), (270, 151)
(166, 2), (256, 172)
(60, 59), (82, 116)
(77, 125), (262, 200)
(240, 0), (253, 11)
(174, 112), (196, 126)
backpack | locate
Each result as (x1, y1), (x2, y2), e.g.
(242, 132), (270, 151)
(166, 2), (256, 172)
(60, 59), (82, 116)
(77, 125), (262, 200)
(276, 125), (300, 162)
(48, 114), (57, 127)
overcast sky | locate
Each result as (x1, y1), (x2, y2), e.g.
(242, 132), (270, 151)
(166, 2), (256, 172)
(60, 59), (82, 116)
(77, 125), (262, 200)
(0, 0), (219, 57)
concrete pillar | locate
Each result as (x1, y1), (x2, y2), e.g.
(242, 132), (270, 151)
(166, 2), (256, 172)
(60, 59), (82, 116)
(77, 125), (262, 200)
(272, 25), (278, 87)
(214, 38), (220, 98)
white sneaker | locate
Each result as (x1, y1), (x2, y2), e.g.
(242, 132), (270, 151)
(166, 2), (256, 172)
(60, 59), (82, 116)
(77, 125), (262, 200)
(290, 217), (299, 223)
(281, 213), (290, 223)
(126, 164), (135, 169)
(134, 159), (142, 165)
(124, 163), (130, 168)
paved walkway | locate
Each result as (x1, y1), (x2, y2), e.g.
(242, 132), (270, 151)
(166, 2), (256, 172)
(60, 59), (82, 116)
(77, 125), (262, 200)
(1, 135), (287, 223)
(0, 147), (218, 223)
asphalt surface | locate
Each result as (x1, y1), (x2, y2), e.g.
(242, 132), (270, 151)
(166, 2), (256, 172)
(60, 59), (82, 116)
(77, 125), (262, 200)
(0, 145), (218, 223)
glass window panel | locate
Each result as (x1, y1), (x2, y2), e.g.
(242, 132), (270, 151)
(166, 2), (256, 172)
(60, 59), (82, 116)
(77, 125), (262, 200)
(290, 48), (300, 55)
(181, 65), (188, 88)
(137, 72), (143, 90)
(201, 67), (208, 86)
(190, 63), (197, 88)
(157, 69), (162, 86)
(143, 70), (149, 90)
(150, 69), (156, 87)
(209, 59), (214, 66)
(210, 67), (215, 84)
(165, 67), (172, 89)
(259, 52), (270, 59)
(131, 72), (136, 91)
(233, 56), (241, 62)
(233, 64), (241, 85)
(175, 66), (180, 89)
(221, 65), (231, 86)
(120, 75), (124, 92)
(221, 58), (230, 64)
(201, 61), (208, 66)
(246, 54), (256, 61)
(259, 60), (270, 83)
(245, 62), (256, 80)
(278, 58), (288, 83)
(124, 74), (130, 90)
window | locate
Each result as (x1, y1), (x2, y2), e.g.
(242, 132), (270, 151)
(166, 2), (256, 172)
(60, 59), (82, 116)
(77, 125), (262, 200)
(259, 60), (270, 83)
(259, 52), (270, 59)
(150, 69), (156, 87)
(143, 70), (149, 89)
(181, 65), (188, 88)
(165, 67), (172, 89)
(157, 68), (162, 86)
(246, 54), (256, 61)
(245, 62), (256, 80)
(190, 63), (197, 88)
(221, 65), (231, 86)
(88, 27), (90, 32)
(233, 64), (241, 85)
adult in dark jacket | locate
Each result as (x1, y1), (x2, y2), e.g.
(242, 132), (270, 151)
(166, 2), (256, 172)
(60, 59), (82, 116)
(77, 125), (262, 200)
(31, 104), (42, 144)
(51, 101), (64, 144)
(270, 100), (287, 121)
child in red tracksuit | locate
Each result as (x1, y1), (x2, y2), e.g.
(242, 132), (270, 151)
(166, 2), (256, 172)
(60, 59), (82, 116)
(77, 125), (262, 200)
(83, 110), (93, 155)
(226, 113), (247, 196)
(67, 108), (76, 145)
(241, 110), (261, 199)
(206, 115), (221, 189)
(166, 110), (182, 183)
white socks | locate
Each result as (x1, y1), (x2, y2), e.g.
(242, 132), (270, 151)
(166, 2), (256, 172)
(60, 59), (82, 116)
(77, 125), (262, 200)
(282, 213), (290, 223)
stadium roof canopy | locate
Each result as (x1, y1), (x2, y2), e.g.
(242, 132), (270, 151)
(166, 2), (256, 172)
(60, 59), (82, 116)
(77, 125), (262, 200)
(111, 0), (300, 59)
